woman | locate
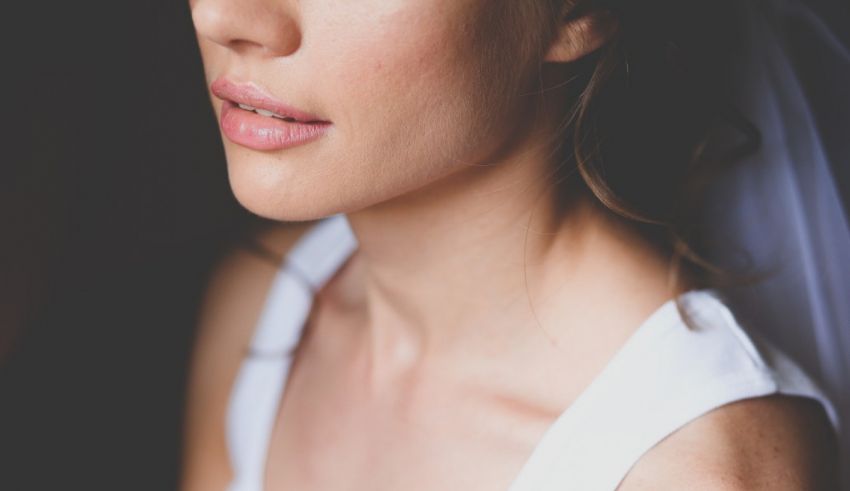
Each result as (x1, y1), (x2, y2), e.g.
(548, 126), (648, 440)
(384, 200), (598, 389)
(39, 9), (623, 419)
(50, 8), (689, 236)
(181, 0), (842, 489)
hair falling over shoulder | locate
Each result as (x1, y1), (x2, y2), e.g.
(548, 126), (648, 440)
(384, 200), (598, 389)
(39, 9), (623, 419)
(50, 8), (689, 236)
(537, 0), (768, 330)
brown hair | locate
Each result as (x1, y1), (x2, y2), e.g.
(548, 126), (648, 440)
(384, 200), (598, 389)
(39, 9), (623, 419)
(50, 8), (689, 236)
(531, 0), (768, 329)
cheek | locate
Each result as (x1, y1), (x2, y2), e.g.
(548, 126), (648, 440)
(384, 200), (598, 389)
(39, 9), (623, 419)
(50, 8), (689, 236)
(314, 3), (501, 183)
(201, 0), (531, 220)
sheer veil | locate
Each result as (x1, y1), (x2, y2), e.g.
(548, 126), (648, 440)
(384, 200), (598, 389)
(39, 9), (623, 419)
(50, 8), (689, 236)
(701, 0), (850, 483)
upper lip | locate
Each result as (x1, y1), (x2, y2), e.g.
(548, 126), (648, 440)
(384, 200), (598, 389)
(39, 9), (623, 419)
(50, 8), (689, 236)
(210, 77), (330, 123)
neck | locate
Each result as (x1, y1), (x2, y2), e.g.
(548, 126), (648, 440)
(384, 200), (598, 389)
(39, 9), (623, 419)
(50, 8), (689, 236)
(323, 136), (681, 380)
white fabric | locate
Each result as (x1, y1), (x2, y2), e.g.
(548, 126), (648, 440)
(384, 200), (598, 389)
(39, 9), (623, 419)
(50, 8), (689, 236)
(225, 213), (839, 491)
(226, 214), (358, 491)
(507, 289), (839, 490)
(701, 0), (850, 486)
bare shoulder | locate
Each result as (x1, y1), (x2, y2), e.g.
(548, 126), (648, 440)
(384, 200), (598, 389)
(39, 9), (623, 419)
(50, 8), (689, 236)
(179, 220), (320, 491)
(617, 394), (840, 491)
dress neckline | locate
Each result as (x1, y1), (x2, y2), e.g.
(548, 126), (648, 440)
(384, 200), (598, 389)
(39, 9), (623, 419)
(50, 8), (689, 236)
(258, 214), (714, 490)
(506, 290), (709, 488)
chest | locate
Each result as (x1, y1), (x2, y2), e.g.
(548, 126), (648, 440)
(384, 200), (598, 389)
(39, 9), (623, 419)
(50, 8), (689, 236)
(258, 328), (565, 491)
(263, 409), (533, 490)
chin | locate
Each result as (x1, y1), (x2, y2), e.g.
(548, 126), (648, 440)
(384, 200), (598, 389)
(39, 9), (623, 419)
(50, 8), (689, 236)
(223, 149), (395, 222)
(224, 151), (344, 222)
(221, 136), (465, 223)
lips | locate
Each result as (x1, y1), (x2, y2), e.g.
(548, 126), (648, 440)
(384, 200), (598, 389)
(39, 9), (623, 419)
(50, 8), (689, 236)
(210, 77), (330, 124)
(211, 76), (332, 151)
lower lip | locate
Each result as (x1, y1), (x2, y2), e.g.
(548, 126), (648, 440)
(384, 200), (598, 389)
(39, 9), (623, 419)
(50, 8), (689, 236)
(219, 100), (332, 151)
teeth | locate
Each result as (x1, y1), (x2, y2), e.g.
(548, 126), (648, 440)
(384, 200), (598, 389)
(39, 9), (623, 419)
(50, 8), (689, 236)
(237, 102), (304, 122)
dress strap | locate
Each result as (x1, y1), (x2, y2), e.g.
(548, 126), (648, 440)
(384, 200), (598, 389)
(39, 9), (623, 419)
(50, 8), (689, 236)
(508, 290), (840, 490)
(226, 213), (358, 491)
(247, 214), (358, 357)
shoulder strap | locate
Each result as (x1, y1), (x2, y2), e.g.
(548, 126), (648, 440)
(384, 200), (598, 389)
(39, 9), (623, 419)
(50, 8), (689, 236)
(226, 213), (358, 491)
(248, 214), (358, 357)
(508, 289), (839, 490)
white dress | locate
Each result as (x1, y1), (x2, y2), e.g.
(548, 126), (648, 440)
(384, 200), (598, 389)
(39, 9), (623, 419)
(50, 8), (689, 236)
(224, 213), (841, 491)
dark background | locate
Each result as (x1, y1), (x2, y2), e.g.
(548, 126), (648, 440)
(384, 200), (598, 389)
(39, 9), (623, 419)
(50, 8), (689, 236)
(1, 2), (253, 489)
(1, 1), (849, 490)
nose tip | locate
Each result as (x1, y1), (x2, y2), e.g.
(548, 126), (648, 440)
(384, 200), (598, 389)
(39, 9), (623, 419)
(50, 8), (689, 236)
(191, 0), (301, 57)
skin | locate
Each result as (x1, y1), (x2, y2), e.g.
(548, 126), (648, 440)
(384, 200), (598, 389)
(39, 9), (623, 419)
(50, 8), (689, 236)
(183, 0), (839, 489)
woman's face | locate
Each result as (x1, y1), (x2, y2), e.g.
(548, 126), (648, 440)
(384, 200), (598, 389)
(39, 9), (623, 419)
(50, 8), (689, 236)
(190, 0), (554, 220)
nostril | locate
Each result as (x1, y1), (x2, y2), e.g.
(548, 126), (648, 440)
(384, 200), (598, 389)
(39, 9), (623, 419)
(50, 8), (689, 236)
(229, 38), (269, 53)
(190, 1), (302, 57)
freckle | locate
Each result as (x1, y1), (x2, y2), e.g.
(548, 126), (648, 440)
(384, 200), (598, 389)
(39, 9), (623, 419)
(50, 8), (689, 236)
(375, 60), (383, 72)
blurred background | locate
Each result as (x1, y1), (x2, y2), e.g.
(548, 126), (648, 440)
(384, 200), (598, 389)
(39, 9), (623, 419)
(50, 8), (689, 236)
(1, 1), (849, 490)
(1, 1), (257, 489)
